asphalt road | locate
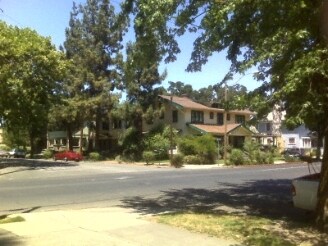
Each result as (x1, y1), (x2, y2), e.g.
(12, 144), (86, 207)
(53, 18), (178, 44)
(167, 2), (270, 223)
(0, 159), (321, 222)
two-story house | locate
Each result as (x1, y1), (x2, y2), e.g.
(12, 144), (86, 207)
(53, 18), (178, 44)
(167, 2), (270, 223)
(257, 106), (316, 154)
(143, 95), (257, 148)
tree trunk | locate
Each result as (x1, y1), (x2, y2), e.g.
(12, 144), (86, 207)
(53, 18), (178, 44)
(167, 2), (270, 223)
(67, 123), (73, 151)
(316, 126), (328, 232)
(79, 127), (84, 154)
(95, 109), (101, 152)
(315, 0), (328, 232)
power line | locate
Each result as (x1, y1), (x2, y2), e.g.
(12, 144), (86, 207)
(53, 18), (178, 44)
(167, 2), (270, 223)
(0, 7), (23, 27)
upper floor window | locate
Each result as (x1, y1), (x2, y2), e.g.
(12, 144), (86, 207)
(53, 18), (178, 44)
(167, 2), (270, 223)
(235, 115), (245, 124)
(172, 110), (178, 123)
(227, 113), (231, 121)
(266, 122), (271, 132)
(217, 113), (224, 126)
(191, 110), (204, 124)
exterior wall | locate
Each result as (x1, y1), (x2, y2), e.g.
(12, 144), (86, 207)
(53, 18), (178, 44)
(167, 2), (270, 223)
(142, 100), (254, 137)
(281, 125), (312, 151)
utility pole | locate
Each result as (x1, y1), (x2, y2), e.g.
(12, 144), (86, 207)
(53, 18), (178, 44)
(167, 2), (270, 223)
(223, 83), (228, 165)
(170, 95), (173, 162)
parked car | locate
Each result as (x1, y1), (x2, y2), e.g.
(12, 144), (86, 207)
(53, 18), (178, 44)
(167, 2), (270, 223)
(8, 148), (26, 158)
(282, 148), (301, 158)
(53, 151), (83, 162)
(291, 173), (320, 211)
(0, 150), (9, 158)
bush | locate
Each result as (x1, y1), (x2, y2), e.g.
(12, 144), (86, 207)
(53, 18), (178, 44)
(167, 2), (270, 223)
(115, 155), (122, 163)
(178, 134), (217, 164)
(178, 136), (197, 156)
(170, 154), (184, 168)
(89, 152), (102, 161)
(183, 155), (202, 164)
(42, 149), (54, 159)
(142, 151), (156, 165)
(229, 149), (246, 165)
(144, 134), (169, 160)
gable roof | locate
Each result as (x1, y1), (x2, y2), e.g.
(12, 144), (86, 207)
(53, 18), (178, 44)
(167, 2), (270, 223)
(160, 95), (221, 111)
(189, 123), (255, 136)
(159, 95), (255, 115)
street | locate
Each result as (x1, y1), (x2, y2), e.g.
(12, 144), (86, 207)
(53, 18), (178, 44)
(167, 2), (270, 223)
(0, 160), (321, 222)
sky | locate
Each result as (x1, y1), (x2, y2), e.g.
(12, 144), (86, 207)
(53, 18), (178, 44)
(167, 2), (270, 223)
(0, 0), (259, 92)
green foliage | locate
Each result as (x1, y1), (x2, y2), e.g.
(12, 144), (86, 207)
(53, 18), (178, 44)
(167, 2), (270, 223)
(178, 136), (197, 156)
(89, 152), (102, 161)
(143, 124), (177, 160)
(119, 127), (143, 161)
(228, 141), (274, 165)
(142, 151), (156, 165)
(170, 154), (184, 168)
(145, 134), (170, 160)
(42, 149), (54, 159)
(183, 155), (202, 165)
(228, 149), (246, 166)
(0, 21), (67, 155)
(178, 134), (217, 164)
(62, 0), (127, 151)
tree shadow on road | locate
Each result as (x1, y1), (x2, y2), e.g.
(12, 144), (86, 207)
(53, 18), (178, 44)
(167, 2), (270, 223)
(121, 179), (314, 223)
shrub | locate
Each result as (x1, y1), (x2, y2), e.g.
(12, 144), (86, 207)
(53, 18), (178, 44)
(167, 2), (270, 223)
(142, 151), (156, 165)
(229, 149), (246, 165)
(89, 152), (102, 161)
(178, 134), (218, 164)
(144, 134), (170, 160)
(119, 127), (143, 161)
(183, 155), (202, 164)
(195, 134), (218, 164)
(178, 136), (197, 156)
(42, 149), (54, 159)
(170, 154), (184, 168)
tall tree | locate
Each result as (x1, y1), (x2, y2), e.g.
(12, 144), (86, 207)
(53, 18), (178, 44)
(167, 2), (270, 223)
(0, 21), (66, 155)
(123, 0), (328, 231)
(63, 0), (127, 151)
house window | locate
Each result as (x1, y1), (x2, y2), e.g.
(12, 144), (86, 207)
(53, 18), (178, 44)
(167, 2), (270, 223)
(227, 113), (230, 121)
(288, 137), (295, 144)
(191, 110), (204, 123)
(266, 123), (271, 132)
(302, 138), (311, 148)
(210, 112), (214, 119)
(172, 110), (178, 123)
(217, 113), (224, 126)
(235, 115), (245, 124)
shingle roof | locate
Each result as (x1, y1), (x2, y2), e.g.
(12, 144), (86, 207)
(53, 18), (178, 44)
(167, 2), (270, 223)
(159, 95), (220, 111)
(159, 95), (255, 115)
(189, 123), (255, 136)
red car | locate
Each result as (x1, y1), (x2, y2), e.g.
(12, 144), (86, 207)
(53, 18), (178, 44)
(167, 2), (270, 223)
(53, 151), (83, 162)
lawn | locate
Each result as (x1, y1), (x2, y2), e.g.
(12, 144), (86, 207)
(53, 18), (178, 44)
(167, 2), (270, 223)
(154, 212), (327, 246)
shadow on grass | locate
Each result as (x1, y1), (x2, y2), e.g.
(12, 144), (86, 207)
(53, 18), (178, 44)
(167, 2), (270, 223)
(0, 158), (78, 175)
(121, 179), (314, 223)
(121, 179), (328, 244)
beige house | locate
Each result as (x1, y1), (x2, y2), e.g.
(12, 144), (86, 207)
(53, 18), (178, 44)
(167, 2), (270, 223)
(143, 95), (257, 148)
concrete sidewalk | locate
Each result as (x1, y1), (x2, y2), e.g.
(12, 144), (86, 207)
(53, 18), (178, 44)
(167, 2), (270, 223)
(0, 207), (238, 246)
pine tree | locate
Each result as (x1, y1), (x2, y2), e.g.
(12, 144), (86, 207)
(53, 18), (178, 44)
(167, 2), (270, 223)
(63, 0), (127, 151)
